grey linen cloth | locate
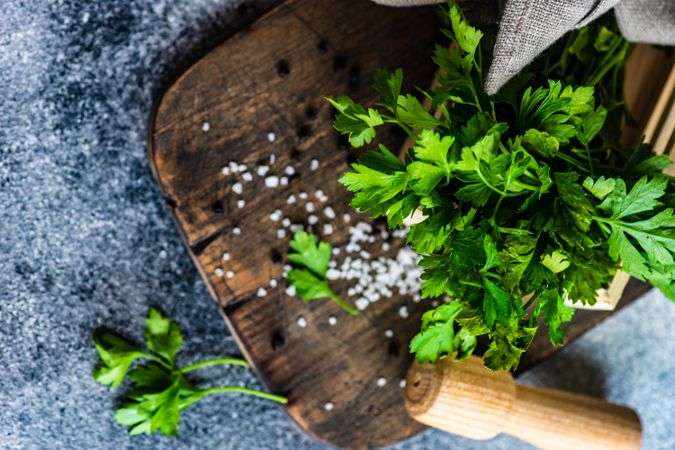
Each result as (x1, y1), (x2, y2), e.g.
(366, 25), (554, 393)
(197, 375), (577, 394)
(371, 0), (675, 94)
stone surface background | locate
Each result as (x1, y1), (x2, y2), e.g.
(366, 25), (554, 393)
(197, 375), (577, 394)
(1, 1), (673, 449)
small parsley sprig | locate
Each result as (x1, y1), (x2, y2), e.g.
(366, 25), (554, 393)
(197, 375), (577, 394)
(329, 2), (675, 370)
(93, 308), (287, 437)
(286, 230), (358, 315)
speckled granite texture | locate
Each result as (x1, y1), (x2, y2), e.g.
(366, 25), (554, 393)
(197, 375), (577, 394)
(1, 1), (674, 449)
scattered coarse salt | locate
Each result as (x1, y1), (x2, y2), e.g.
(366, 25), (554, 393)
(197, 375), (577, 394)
(237, 164), (247, 173)
(286, 194), (296, 204)
(310, 159), (319, 170)
(270, 209), (282, 221)
(226, 270), (235, 279)
(323, 224), (334, 235)
(328, 316), (337, 326)
(269, 153), (276, 164)
(221, 166), (231, 176)
(257, 287), (267, 297)
(257, 165), (269, 177)
(276, 229), (287, 239)
(267, 131), (276, 142)
(284, 166), (295, 176)
(232, 182), (243, 195)
(159, 250), (167, 259)
(376, 377), (387, 387)
(323, 206), (336, 219)
(384, 329), (394, 338)
(285, 285), (296, 296)
(297, 316), (307, 328)
(305, 202), (315, 213)
(214, 268), (224, 277)
(280, 176), (289, 186)
(398, 306), (409, 319)
(308, 215), (318, 225)
(282, 217), (291, 227)
(265, 176), (279, 188)
(326, 268), (340, 280)
(382, 242), (391, 252)
(222, 252), (230, 261)
(229, 161), (239, 172)
(324, 402), (334, 411)
(359, 250), (371, 259)
(202, 121), (210, 132)
(232, 227), (241, 235)
(343, 213), (351, 223)
(413, 293), (421, 303)
(399, 379), (407, 389)
(242, 172), (253, 182)
(332, 247), (340, 256)
(314, 189), (324, 198)
(269, 279), (278, 288)
(355, 298), (369, 310)
(237, 199), (246, 208)
(299, 192), (308, 200)
(290, 224), (303, 232)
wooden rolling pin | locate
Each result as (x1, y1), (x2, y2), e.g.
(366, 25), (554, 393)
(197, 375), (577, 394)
(405, 356), (642, 450)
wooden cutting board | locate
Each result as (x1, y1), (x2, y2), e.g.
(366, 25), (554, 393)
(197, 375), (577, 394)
(147, 0), (670, 447)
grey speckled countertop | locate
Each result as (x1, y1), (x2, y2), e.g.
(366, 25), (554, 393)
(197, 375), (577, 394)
(1, 1), (674, 449)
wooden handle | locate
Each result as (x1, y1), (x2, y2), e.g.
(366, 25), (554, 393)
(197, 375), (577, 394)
(405, 356), (642, 449)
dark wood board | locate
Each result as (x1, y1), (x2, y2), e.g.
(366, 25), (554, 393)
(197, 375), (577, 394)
(148, 1), (667, 448)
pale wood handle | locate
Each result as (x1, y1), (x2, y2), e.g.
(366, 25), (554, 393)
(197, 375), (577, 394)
(405, 356), (642, 450)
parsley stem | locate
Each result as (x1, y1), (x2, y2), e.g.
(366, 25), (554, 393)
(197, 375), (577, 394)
(180, 358), (249, 373)
(145, 353), (173, 370)
(460, 280), (482, 288)
(199, 387), (288, 404)
(331, 294), (358, 315)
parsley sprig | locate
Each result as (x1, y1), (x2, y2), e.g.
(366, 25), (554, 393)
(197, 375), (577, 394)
(93, 308), (287, 437)
(330, 2), (675, 370)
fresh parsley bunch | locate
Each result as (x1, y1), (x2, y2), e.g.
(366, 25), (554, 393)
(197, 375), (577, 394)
(330, 2), (675, 370)
(93, 308), (286, 437)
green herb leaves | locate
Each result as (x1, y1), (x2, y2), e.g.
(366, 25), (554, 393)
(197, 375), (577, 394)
(330, 3), (674, 370)
(286, 231), (358, 315)
(93, 309), (286, 437)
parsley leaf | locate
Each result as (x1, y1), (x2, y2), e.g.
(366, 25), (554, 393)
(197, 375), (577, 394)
(286, 231), (357, 315)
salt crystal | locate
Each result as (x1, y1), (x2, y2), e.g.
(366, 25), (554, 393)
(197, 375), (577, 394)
(323, 206), (336, 219)
(267, 132), (276, 142)
(398, 306), (409, 319)
(299, 192), (308, 200)
(222, 252), (230, 261)
(237, 164), (247, 173)
(242, 172), (253, 182)
(270, 209), (282, 221)
(305, 202), (315, 213)
(282, 218), (291, 227)
(229, 161), (239, 172)
(265, 176), (279, 188)
(286, 194), (296, 204)
(332, 248), (340, 256)
(399, 379), (407, 389)
(226, 271), (235, 279)
(355, 298), (369, 310)
(326, 268), (340, 280)
(237, 199), (245, 208)
(328, 316), (337, 326)
(310, 159), (319, 170)
(269, 154), (276, 164)
(323, 224), (334, 235)
(343, 213), (351, 223)
(290, 224), (303, 232)
(202, 121), (210, 132)
(269, 279), (278, 288)
(376, 377), (387, 387)
(359, 250), (371, 259)
(214, 268), (224, 277)
(257, 165), (269, 177)
(297, 316), (307, 328)
(159, 250), (167, 259)
(276, 229), (286, 239)
(284, 166), (295, 176)
(232, 227), (241, 235)
(314, 189), (325, 199)
(382, 242), (391, 252)
(384, 329), (394, 338)
(324, 402), (334, 411)
(232, 182), (243, 195)
(257, 287), (267, 297)
(308, 215), (318, 225)
(221, 167), (231, 176)
(280, 176), (289, 186)
(285, 285), (296, 296)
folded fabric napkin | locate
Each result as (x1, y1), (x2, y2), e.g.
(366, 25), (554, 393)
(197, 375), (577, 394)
(371, 0), (675, 94)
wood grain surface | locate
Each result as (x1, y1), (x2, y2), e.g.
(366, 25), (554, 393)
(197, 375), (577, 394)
(147, 0), (672, 447)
